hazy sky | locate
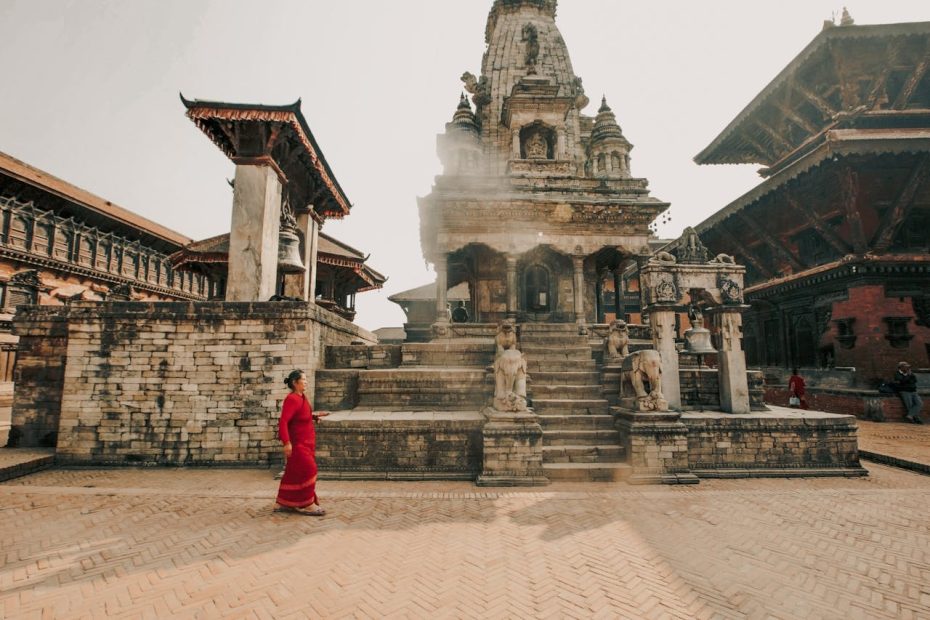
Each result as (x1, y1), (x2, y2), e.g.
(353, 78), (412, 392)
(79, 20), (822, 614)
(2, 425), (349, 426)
(2, 0), (930, 331)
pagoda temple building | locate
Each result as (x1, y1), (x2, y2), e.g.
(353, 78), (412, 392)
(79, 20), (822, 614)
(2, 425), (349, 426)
(690, 16), (930, 417)
(418, 0), (668, 335)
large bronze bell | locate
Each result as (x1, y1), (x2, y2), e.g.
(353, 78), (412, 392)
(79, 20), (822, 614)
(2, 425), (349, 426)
(277, 226), (305, 273)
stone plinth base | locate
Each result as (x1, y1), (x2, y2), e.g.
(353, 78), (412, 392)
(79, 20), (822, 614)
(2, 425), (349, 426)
(614, 410), (697, 485)
(476, 409), (549, 487)
(682, 407), (867, 477)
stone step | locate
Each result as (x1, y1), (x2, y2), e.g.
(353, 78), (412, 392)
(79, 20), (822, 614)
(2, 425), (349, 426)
(356, 369), (489, 409)
(527, 360), (597, 372)
(521, 345), (592, 360)
(521, 335), (588, 346)
(531, 371), (602, 385)
(401, 343), (494, 368)
(543, 462), (632, 482)
(537, 414), (616, 430)
(529, 384), (604, 400)
(542, 429), (620, 446)
(542, 444), (625, 464)
(532, 399), (609, 415)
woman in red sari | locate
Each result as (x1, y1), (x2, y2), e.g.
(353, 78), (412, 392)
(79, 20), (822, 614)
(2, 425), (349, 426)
(275, 369), (329, 515)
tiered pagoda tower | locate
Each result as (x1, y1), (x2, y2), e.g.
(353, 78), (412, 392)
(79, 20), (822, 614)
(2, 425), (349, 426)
(419, 0), (668, 333)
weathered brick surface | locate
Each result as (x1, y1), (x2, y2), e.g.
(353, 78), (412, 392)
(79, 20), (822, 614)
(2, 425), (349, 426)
(683, 410), (862, 473)
(325, 345), (401, 369)
(764, 386), (929, 422)
(11, 301), (373, 463)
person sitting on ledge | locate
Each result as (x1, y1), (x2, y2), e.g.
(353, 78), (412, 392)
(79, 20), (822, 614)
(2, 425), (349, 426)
(893, 361), (924, 424)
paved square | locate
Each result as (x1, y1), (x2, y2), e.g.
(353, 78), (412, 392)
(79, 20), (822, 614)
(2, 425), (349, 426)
(2, 464), (930, 619)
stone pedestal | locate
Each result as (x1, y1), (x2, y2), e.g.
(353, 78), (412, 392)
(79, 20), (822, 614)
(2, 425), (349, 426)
(614, 410), (697, 485)
(226, 165), (283, 302)
(650, 307), (681, 410)
(709, 306), (750, 414)
(476, 409), (549, 486)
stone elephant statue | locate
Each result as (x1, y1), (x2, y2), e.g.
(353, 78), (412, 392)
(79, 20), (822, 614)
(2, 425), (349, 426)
(620, 349), (668, 412)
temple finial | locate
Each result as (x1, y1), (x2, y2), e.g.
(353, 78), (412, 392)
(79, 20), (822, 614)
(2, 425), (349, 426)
(840, 7), (854, 26)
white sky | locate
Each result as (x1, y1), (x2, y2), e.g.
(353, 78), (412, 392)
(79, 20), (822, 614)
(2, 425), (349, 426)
(2, 0), (930, 331)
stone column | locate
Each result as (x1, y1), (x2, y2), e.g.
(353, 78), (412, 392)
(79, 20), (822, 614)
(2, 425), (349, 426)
(435, 254), (449, 322)
(282, 211), (319, 302)
(650, 306), (681, 410)
(226, 164), (283, 302)
(512, 129), (521, 159)
(572, 255), (585, 327)
(612, 267), (624, 320)
(506, 255), (518, 320)
(709, 306), (751, 414)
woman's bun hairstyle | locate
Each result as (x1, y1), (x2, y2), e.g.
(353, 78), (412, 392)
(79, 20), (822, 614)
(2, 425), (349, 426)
(284, 369), (305, 389)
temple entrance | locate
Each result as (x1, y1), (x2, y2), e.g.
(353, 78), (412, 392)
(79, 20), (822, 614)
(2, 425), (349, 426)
(524, 264), (551, 316)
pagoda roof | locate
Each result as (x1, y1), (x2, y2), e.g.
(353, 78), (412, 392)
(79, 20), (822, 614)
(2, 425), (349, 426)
(180, 95), (351, 219)
(169, 230), (386, 292)
(0, 150), (191, 253)
(695, 21), (930, 168)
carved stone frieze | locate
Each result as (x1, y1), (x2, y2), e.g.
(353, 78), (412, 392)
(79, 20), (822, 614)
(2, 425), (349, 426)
(653, 273), (679, 304)
(717, 274), (744, 304)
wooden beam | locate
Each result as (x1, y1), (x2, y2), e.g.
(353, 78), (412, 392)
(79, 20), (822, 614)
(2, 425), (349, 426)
(873, 155), (930, 252)
(785, 193), (853, 256)
(830, 41), (860, 110)
(738, 129), (778, 162)
(838, 166), (867, 254)
(736, 211), (806, 272)
(754, 119), (793, 153)
(716, 223), (775, 280)
(893, 39), (930, 110)
(796, 83), (837, 119)
(774, 101), (818, 136)
(865, 41), (902, 110)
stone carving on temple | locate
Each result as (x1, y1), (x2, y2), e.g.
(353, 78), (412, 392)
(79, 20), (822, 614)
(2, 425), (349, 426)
(522, 24), (539, 74)
(717, 275), (743, 304)
(676, 227), (709, 264)
(493, 348), (529, 412)
(495, 319), (518, 357)
(652, 273), (679, 304)
(604, 319), (630, 361)
(620, 350), (668, 412)
(523, 128), (550, 160)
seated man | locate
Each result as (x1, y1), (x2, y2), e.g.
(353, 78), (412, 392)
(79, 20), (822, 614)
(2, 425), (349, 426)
(451, 301), (469, 323)
(894, 361), (924, 424)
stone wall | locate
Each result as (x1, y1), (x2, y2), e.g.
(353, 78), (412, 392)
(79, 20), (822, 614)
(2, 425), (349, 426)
(325, 345), (402, 369)
(10, 301), (374, 464)
(683, 411), (864, 476)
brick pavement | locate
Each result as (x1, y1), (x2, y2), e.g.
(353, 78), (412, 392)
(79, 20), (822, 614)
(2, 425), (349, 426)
(3, 465), (930, 619)
(858, 420), (930, 474)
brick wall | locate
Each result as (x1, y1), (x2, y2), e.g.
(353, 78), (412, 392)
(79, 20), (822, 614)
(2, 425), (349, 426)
(764, 386), (928, 422)
(10, 301), (374, 463)
(325, 345), (402, 369)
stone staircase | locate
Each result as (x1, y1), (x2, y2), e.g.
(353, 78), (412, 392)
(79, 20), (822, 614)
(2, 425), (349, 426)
(520, 324), (630, 482)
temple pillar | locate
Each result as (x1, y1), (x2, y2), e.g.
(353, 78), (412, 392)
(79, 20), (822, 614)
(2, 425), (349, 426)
(282, 211), (319, 302)
(708, 305), (751, 414)
(612, 266), (624, 320)
(435, 254), (449, 322)
(506, 255), (518, 319)
(572, 255), (585, 328)
(650, 306), (681, 410)
(226, 164), (282, 302)
(512, 129), (521, 159)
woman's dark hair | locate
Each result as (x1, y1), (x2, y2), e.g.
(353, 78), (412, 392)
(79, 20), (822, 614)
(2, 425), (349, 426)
(284, 369), (305, 389)
(792, 368), (799, 375)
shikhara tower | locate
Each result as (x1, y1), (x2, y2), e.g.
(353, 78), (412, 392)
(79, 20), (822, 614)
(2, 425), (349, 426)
(419, 0), (668, 333)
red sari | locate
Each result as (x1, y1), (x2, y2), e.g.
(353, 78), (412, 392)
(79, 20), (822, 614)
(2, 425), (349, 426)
(276, 392), (318, 508)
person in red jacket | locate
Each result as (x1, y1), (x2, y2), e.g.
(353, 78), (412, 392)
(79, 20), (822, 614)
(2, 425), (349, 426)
(275, 369), (329, 515)
(788, 368), (808, 410)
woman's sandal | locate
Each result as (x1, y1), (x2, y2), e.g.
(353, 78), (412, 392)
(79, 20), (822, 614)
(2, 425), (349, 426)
(293, 505), (326, 516)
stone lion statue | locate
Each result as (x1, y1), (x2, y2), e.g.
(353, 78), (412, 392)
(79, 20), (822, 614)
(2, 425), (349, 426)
(620, 350), (668, 412)
(493, 349), (528, 412)
(495, 319), (518, 357)
(604, 319), (630, 360)
(710, 253), (736, 265)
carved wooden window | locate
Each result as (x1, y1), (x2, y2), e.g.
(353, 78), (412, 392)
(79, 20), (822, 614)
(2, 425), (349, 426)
(32, 221), (52, 256)
(883, 317), (913, 348)
(524, 264), (550, 312)
(53, 229), (72, 261)
(9, 215), (28, 249)
(834, 317), (856, 349)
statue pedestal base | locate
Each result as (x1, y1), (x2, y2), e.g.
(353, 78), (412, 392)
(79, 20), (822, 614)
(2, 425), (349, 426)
(476, 408), (549, 487)
(613, 409), (699, 485)
(619, 395), (670, 413)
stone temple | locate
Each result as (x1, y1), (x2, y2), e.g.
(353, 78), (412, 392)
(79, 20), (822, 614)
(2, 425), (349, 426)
(9, 0), (867, 485)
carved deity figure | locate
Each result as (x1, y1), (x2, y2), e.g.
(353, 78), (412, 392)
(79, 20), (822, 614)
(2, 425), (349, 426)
(495, 319), (518, 357)
(605, 319), (630, 360)
(525, 131), (549, 160)
(493, 348), (529, 412)
(620, 349), (668, 412)
(522, 24), (539, 74)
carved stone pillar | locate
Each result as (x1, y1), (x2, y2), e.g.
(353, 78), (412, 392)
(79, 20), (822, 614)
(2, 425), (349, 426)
(226, 164), (283, 302)
(435, 254), (449, 322)
(708, 305), (751, 414)
(572, 255), (585, 327)
(506, 255), (518, 320)
(650, 306), (681, 410)
(512, 129), (521, 159)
